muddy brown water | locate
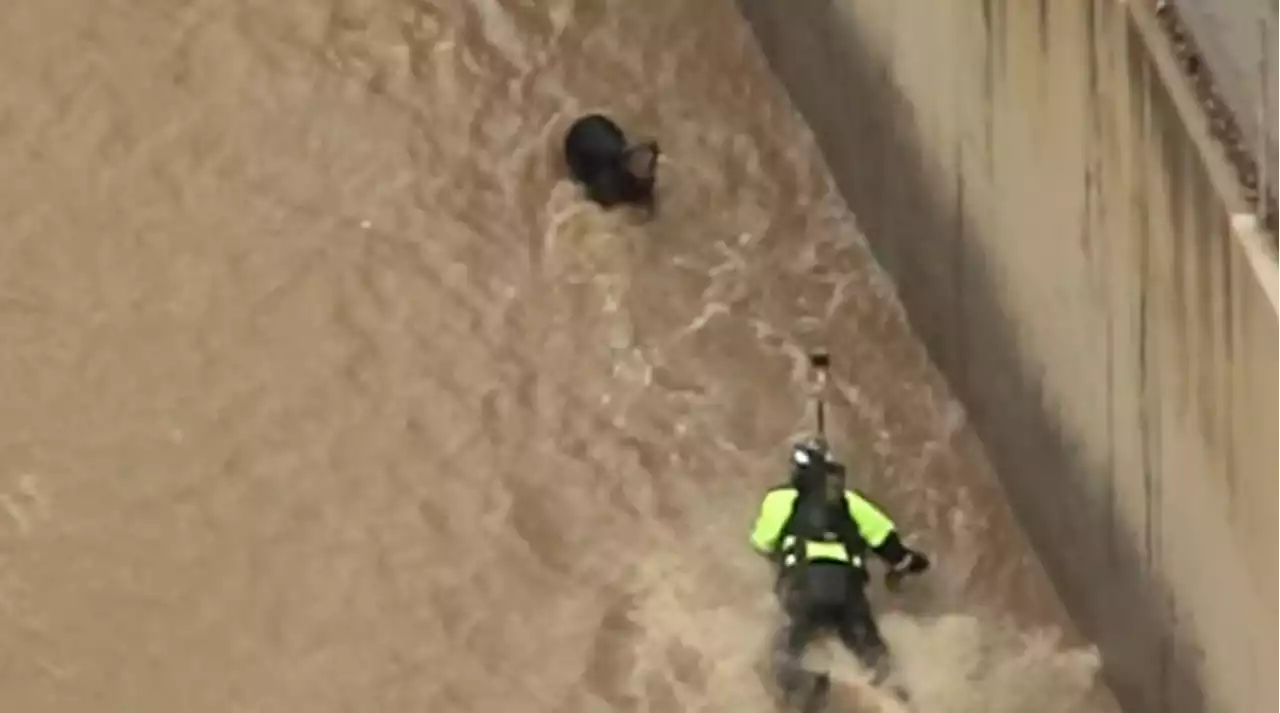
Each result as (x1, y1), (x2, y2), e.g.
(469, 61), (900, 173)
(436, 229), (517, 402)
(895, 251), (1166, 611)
(0, 2), (1116, 712)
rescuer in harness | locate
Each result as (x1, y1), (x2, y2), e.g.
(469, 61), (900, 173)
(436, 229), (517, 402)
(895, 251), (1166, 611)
(750, 438), (931, 710)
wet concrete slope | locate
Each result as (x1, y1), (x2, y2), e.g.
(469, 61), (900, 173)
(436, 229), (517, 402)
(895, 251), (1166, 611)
(0, 1), (1107, 712)
(739, 2), (1278, 713)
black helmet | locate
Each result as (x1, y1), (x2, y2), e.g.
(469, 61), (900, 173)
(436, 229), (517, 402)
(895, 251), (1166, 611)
(790, 438), (847, 502)
(789, 437), (831, 470)
(790, 438), (832, 493)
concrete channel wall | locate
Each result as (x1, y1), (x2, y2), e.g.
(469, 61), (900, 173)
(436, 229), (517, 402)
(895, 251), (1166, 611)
(738, 2), (1278, 713)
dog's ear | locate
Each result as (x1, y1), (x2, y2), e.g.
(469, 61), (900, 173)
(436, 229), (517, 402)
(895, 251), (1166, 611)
(624, 141), (659, 179)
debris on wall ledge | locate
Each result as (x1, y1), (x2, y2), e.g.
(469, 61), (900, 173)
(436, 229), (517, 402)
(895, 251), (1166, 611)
(1152, 1), (1278, 244)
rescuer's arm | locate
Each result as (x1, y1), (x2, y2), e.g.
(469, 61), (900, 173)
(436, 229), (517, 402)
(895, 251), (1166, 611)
(846, 490), (930, 574)
(749, 489), (797, 555)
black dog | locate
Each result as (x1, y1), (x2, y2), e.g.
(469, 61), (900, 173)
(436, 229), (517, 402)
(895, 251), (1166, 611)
(563, 113), (659, 212)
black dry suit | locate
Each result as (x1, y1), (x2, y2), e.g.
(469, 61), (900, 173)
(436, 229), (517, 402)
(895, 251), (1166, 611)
(750, 459), (922, 708)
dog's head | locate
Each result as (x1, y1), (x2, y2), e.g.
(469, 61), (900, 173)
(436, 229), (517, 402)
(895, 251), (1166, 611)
(622, 141), (660, 181)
